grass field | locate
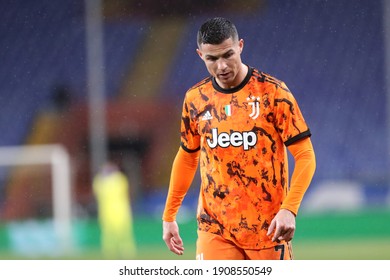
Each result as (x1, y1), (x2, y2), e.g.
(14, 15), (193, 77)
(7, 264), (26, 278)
(0, 209), (389, 260)
(41, 239), (390, 260)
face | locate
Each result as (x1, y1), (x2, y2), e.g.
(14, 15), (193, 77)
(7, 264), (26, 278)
(197, 37), (245, 89)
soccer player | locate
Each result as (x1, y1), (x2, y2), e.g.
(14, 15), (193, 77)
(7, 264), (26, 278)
(162, 17), (316, 260)
(93, 162), (136, 259)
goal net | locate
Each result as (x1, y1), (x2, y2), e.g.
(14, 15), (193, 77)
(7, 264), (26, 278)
(0, 144), (73, 256)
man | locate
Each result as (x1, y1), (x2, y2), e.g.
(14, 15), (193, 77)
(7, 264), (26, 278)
(162, 17), (316, 260)
(93, 162), (136, 259)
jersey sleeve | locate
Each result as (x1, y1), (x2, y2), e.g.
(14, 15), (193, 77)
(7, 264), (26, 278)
(281, 137), (316, 214)
(273, 83), (311, 146)
(180, 94), (201, 152)
(162, 147), (200, 222)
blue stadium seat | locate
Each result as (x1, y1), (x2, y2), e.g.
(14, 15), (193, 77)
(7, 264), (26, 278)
(0, 0), (146, 147)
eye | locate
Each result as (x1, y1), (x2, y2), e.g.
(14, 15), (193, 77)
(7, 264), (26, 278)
(224, 51), (234, 59)
(206, 56), (218, 62)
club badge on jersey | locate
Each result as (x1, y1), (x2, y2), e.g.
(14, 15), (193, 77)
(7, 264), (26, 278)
(247, 96), (261, 119)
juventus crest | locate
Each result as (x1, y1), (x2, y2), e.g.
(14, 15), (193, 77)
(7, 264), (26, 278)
(247, 96), (260, 119)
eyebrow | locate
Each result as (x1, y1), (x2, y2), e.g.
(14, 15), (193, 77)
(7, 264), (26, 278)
(204, 49), (234, 60)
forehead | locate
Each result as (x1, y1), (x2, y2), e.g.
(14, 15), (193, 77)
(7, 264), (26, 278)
(199, 37), (238, 56)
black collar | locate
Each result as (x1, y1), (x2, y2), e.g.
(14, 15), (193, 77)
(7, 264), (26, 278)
(212, 65), (253, 94)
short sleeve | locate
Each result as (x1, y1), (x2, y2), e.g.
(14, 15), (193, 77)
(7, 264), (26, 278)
(180, 95), (201, 152)
(273, 83), (311, 146)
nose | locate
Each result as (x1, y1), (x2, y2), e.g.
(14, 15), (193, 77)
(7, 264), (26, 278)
(216, 59), (227, 71)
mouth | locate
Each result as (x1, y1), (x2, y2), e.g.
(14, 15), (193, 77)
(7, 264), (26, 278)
(218, 72), (231, 80)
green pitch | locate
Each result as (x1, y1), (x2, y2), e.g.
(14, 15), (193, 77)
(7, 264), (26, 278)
(0, 209), (389, 260)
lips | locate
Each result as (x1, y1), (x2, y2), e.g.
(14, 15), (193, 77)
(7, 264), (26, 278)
(218, 72), (230, 79)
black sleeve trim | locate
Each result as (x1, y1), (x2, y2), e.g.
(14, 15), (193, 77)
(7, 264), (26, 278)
(284, 129), (312, 146)
(181, 142), (200, 153)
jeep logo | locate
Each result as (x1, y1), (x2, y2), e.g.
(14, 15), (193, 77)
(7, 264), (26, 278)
(206, 128), (257, 151)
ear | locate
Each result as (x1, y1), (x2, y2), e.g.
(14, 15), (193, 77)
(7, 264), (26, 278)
(239, 39), (244, 53)
(196, 48), (203, 60)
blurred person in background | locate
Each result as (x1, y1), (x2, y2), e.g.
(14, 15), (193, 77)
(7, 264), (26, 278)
(162, 17), (316, 260)
(93, 161), (136, 259)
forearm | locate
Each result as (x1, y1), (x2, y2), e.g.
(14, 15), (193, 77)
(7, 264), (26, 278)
(281, 137), (316, 215)
(162, 147), (199, 222)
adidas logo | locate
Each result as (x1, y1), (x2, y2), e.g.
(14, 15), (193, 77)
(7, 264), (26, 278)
(201, 111), (213, 120)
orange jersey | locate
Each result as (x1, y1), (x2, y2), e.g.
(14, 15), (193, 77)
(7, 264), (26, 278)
(180, 67), (311, 249)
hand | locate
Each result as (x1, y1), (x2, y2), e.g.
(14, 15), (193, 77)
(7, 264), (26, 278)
(267, 209), (296, 242)
(162, 221), (184, 255)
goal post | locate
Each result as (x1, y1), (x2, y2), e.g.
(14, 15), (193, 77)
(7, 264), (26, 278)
(0, 144), (73, 253)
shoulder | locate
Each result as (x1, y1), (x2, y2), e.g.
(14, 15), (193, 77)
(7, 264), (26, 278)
(184, 76), (213, 101)
(251, 68), (290, 93)
(188, 76), (212, 92)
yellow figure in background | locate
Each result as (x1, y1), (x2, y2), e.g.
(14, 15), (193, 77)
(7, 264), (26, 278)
(93, 162), (136, 259)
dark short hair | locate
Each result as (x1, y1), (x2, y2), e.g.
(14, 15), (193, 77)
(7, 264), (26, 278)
(197, 17), (239, 47)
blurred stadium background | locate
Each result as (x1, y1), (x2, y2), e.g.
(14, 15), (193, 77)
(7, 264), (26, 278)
(0, 0), (389, 260)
